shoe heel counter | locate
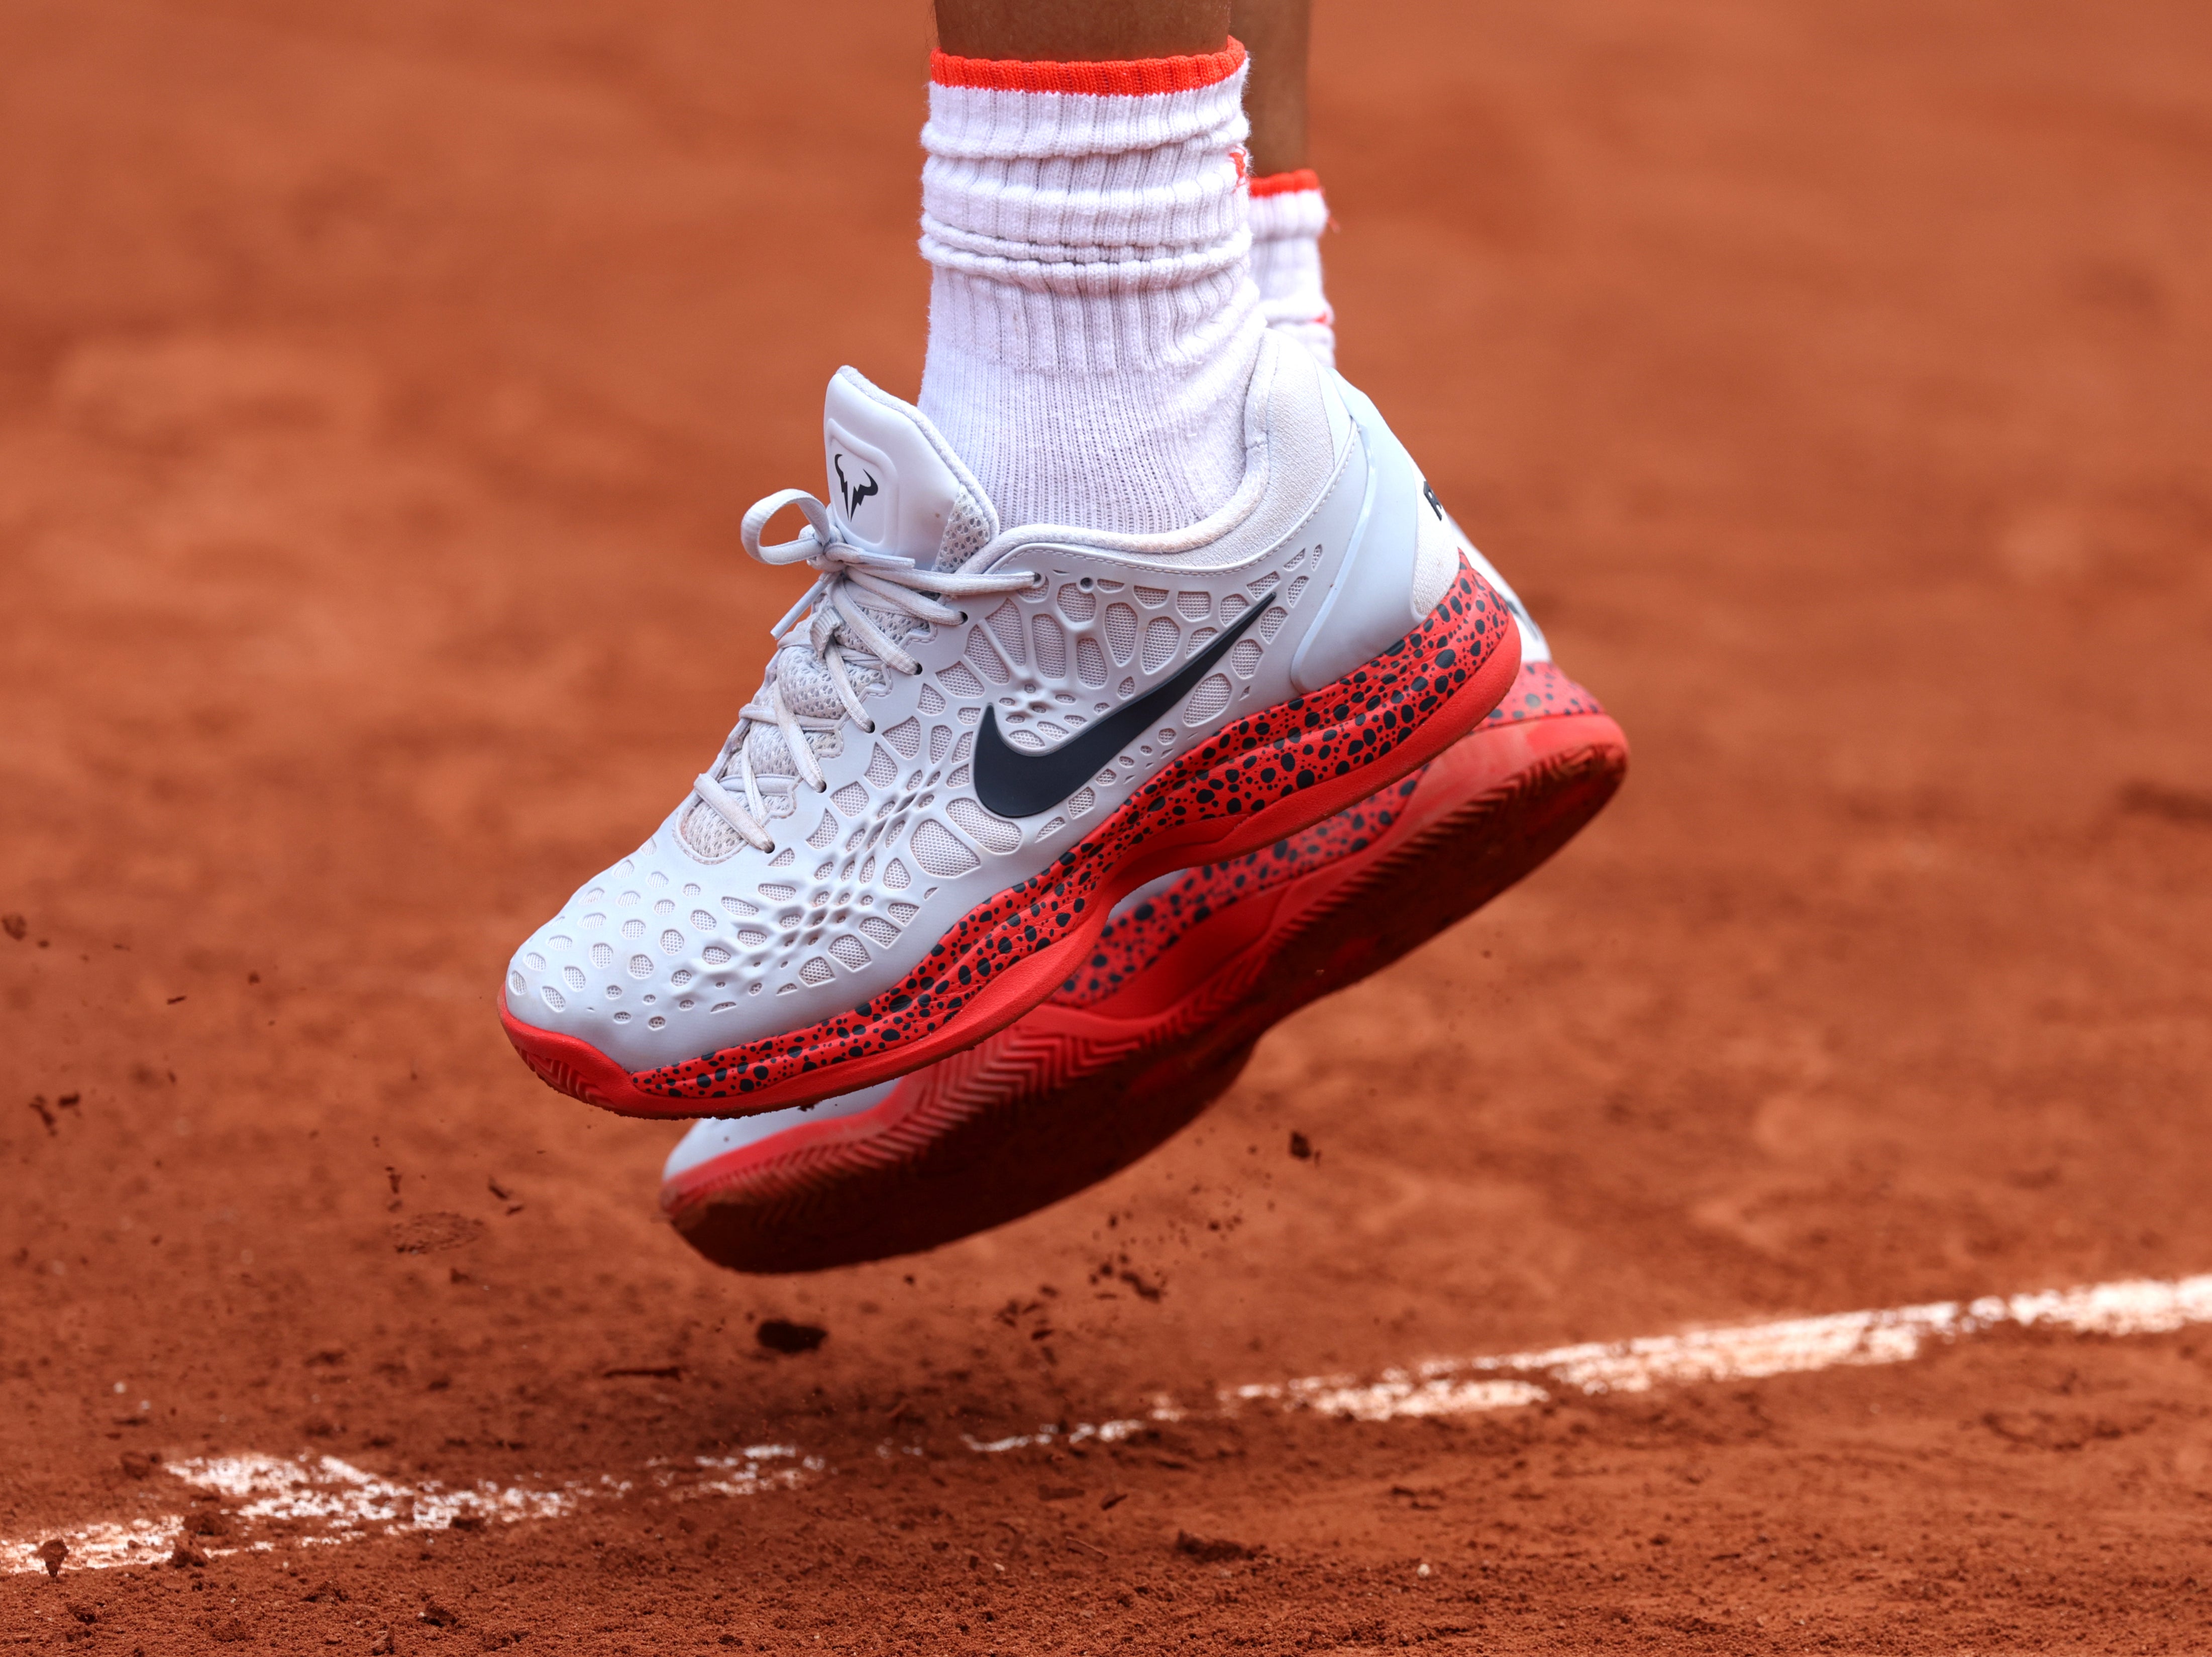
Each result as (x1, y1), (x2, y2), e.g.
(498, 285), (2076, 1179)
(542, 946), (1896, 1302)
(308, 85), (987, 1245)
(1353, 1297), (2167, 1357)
(1287, 377), (1446, 695)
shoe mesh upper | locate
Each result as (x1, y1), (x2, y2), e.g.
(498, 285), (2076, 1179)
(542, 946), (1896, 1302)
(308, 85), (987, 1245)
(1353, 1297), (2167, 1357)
(508, 539), (1335, 1039)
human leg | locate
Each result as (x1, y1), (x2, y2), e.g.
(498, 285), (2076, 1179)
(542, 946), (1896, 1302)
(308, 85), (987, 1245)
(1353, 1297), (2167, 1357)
(1233, 0), (1334, 365)
(934, 0), (1229, 60)
(1230, 0), (1309, 175)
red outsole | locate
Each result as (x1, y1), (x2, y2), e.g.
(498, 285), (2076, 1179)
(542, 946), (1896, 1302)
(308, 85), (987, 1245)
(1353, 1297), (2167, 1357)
(664, 705), (1628, 1272)
(503, 563), (1521, 1120)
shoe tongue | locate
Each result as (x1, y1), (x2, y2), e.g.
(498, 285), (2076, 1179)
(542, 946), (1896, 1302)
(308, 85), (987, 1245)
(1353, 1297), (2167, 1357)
(823, 368), (994, 572)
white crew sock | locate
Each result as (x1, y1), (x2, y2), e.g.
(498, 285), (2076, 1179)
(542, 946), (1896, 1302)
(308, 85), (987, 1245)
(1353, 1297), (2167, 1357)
(917, 43), (1264, 536)
(1248, 169), (1335, 369)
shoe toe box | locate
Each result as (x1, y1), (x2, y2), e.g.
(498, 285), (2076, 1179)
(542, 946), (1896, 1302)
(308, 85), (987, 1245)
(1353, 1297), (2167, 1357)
(501, 832), (788, 1070)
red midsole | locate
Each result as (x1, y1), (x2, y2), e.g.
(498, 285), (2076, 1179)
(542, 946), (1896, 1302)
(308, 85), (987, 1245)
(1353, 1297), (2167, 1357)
(505, 564), (1519, 1119)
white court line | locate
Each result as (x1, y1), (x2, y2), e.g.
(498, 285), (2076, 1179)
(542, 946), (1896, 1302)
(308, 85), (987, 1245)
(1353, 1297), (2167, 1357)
(0, 1446), (817, 1578)
(12, 1272), (2210, 1576)
(1217, 1273), (2212, 1423)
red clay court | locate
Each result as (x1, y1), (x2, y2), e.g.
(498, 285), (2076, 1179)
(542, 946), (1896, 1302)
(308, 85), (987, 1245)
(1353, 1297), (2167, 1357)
(5, 0), (2210, 1649)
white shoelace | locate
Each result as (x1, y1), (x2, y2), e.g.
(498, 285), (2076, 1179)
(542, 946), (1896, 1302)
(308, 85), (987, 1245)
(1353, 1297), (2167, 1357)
(691, 489), (1037, 854)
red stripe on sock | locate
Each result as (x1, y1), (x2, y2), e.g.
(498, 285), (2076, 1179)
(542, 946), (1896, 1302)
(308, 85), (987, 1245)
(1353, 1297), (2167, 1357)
(931, 39), (1245, 96)
(1249, 168), (1323, 198)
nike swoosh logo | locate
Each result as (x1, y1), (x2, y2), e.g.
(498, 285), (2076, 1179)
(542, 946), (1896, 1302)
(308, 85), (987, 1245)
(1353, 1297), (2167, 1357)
(974, 599), (1267, 820)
